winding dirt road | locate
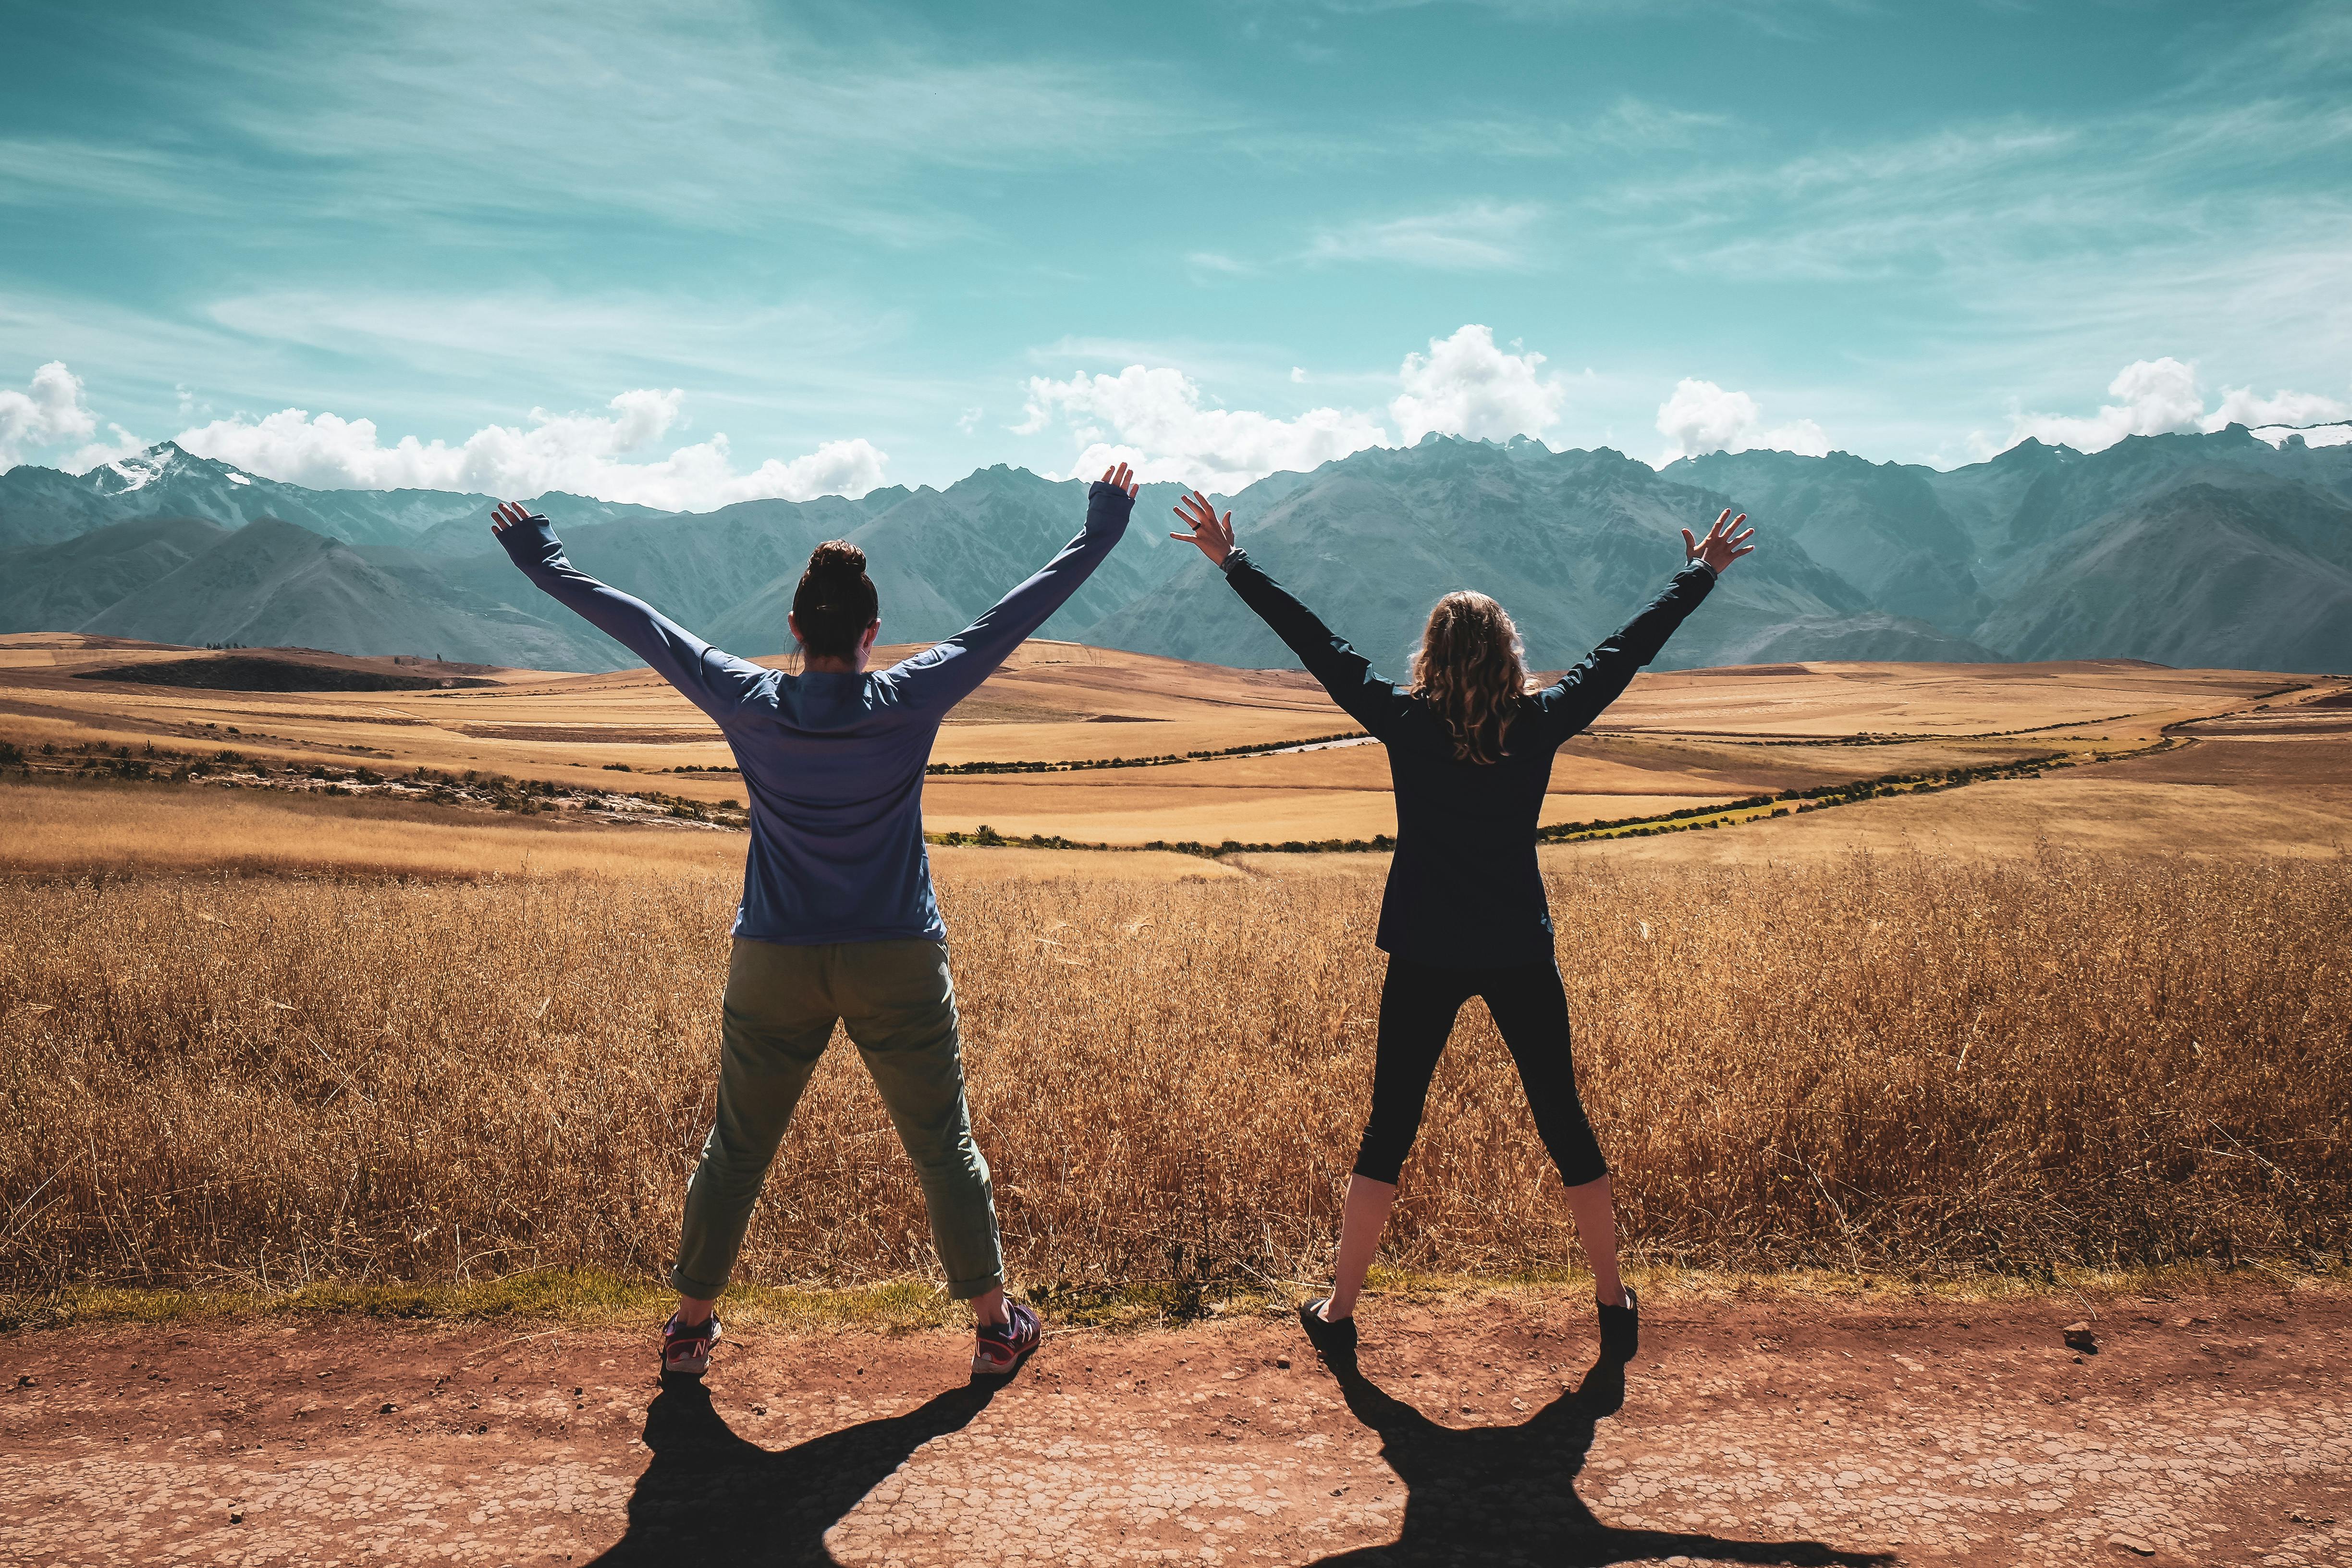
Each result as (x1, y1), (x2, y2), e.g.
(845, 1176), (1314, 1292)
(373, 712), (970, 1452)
(2, 1289), (2347, 1566)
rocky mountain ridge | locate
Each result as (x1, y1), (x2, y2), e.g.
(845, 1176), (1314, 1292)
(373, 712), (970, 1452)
(3, 425), (2347, 673)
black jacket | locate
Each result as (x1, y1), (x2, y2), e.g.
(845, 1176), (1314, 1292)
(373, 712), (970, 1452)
(1221, 550), (1716, 967)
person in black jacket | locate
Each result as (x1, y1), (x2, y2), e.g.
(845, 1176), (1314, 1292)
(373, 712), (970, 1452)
(1169, 491), (1753, 1361)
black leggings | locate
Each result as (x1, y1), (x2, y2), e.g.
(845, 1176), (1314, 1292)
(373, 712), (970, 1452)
(1352, 953), (1609, 1189)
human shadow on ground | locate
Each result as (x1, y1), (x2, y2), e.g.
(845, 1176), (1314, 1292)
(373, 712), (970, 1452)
(1306, 1348), (1896, 1567)
(588, 1371), (999, 1566)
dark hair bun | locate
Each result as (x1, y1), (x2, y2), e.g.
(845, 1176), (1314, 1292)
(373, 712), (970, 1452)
(806, 540), (867, 577)
(792, 539), (880, 660)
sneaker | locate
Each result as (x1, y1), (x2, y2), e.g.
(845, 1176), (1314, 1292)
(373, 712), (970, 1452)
(662, 1311), (721, 1378)
(972, 1301), (1042, 1377)
(1597, 1285), (1639, 1361)
(1297, 1297), (1359, 1360)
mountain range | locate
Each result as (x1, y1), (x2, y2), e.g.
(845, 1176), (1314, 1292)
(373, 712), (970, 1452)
(3, 424), (2348, 674)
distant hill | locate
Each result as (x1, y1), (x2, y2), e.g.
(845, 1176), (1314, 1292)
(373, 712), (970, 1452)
(4, 424), (2348, 673)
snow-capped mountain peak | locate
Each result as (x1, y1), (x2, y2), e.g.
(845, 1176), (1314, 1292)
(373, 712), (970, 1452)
(92, 441), (194, 496)
(84, 440), (266, 501)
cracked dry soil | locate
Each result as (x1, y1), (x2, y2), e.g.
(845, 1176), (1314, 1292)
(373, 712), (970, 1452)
(1, 1291), (2347, 1567)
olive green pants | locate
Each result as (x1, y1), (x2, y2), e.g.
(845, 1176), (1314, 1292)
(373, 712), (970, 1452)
(669, 938), (1004, 1302)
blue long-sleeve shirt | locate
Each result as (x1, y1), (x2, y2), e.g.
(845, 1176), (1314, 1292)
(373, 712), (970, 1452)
(1220, 548), (1716, 967)
(497, 481), (1136, 945)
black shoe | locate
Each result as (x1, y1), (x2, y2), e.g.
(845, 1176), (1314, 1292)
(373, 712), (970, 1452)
(1298, 1297), (1360, 1360)
(1597, 1285), (1639, 1361)
(661, 1311), (721, 1378)
(972, 1301), (1043, 1378)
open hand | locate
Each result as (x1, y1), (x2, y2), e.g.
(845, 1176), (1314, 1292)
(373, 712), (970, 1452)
(1169, 489), (1235, 566)
(1100, 461), (1140, 499)
(1683, 509), (1754, 573)
(489, 500), (545, 536)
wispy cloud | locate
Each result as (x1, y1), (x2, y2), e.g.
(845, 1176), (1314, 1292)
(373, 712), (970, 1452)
(1304, 201), (1547, 271)
(0, 139), (241, 215)
(1603, 93), (2352, 290)
(1572, 72), (2352, 416)
(201, 290), (917, 404)
(1411, 98), (1733, 160)
(1185, 251), (1258, 282)
(55, 0), (1214, 246)
(1265, 0), (1867, 37)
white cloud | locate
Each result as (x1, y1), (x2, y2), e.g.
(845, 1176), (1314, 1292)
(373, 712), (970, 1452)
(1020, 324), (1586, 487)
(0, 360), (99, 466)
(172, 388), (887, 510)
(2004, 357), (2205, 451)
(2207, 383), (2351, 430)
(1017, 365), (1386, 491)
(1304, 202), (1544, 271)
(1654, 378), (1830, 463)
(71, 424), (151, 473)
(2000, 358), (2351, 453)
(1391, 325), (1568, 443)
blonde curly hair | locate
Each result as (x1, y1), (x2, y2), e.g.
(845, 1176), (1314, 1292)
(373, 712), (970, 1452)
(1411, 591), (1536, 764)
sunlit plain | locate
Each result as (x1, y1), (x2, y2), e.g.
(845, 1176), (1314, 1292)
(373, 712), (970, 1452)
(2, 637), (2348, 1297)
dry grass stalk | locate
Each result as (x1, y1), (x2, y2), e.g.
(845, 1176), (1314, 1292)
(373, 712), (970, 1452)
(2, 852), (2345, 1293)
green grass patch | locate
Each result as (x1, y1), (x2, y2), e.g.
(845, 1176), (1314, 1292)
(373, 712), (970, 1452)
(8, 1257), (2340, 1336)
(0, 1271), (966, 1335)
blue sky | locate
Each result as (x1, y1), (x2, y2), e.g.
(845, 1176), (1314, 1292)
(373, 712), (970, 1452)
(3, 0), (2349, 507)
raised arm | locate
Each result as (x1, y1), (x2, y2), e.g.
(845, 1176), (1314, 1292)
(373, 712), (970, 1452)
(888, 463), (1139, 711)
(1170, 490), (1411, 737)
(1531, 508), (1753, 743)
(490, 501), (771, 725)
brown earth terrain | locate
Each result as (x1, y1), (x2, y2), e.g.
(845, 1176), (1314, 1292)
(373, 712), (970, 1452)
(3, 1290), (2346, 1567)
(2, 631), (2345, 863)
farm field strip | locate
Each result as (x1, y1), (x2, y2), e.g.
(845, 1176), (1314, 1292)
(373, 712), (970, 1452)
(0, 633), (2341, 854)
(0, 730), (2148, 863)
(1592, 660), (2313, 737)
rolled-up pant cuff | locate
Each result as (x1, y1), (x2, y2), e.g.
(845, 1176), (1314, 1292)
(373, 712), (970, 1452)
(946, 1270), (1004, 1302)
(669, 1265), (729, 1300)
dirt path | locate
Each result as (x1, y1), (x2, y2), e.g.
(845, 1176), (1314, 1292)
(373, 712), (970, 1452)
(3, 1290), (2347, 1567)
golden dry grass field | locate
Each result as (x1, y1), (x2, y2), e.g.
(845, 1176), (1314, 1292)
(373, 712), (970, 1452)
(3, 630), (2338, 858)
(1, 635), (2348, 1298)
(4, 858), (2346, 1296)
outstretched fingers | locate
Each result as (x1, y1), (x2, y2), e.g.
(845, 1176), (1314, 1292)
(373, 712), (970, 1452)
(1167, 489), (1235, 560)
(1686, 510), (1754, 571)
(1100, 460), (1140, 498)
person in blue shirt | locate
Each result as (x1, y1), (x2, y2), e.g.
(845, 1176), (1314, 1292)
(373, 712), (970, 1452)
(491, 463), (1141, 1381)
(1168, 490), (1752, 1367)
